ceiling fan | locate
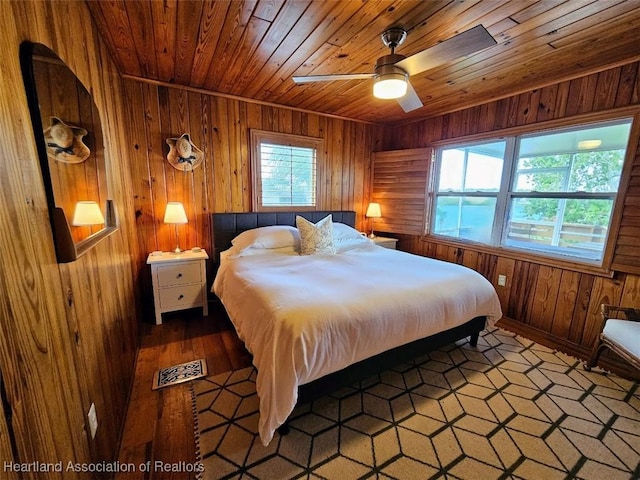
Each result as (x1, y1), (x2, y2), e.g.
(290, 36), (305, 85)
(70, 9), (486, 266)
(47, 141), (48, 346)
(292, 25), (496, 112)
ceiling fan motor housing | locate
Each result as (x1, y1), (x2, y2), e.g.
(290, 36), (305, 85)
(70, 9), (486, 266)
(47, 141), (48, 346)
(373, 53), (408, 99)
(375, 53), (408, 80)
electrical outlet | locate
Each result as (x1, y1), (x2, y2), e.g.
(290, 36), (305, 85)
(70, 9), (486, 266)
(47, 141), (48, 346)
(88, 403), (98, 439)
(498, 274), (507, 287)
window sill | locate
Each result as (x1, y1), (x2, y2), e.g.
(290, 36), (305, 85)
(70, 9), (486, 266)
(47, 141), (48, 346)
(422, 234), (615, 278)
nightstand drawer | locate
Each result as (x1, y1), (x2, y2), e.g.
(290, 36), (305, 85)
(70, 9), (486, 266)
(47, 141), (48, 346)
(158, 284), (204, 309)
(155, 262), (202, 286)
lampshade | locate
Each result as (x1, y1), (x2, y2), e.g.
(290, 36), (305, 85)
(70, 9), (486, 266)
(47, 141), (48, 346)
(373, 73), (407, 99)
(366, 202), (382, 218)
(72, 201), (105, 226)
(163, 202), (188, 224)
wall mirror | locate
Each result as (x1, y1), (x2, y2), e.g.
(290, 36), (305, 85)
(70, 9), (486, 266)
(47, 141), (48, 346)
(21, 43), (117, 263)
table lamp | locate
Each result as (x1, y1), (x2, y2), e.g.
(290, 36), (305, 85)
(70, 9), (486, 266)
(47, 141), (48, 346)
(163, 202), (188, 253)
(365, 202), (382, 238)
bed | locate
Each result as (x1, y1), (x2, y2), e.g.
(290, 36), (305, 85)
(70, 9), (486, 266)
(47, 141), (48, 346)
(211, 211), (502, 446)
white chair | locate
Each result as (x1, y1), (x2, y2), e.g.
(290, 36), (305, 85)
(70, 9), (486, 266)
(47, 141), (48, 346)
(584, 304), (640, 372)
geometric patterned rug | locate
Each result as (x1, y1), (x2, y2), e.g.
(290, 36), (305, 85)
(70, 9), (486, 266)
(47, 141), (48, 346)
(192, 328), (640, 479)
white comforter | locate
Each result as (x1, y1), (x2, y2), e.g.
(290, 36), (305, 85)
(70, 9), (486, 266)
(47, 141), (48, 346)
(213, 243), (502, 445)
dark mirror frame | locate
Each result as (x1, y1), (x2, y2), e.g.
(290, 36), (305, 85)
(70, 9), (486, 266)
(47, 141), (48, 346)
(20, 42), (117, 263)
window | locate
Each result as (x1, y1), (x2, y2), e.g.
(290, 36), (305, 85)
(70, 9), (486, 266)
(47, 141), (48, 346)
(431, 118), (632, 264)
(251, 130), (322, 211)
(433, 141), (507, 243)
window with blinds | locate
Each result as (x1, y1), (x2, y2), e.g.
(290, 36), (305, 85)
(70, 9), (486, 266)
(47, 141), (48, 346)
(251, 130), (322, 211)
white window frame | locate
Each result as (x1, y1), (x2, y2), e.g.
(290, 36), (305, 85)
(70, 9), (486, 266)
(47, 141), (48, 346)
(431, 138), (515, 245)
(250, 130), (323, 212)
(430, 117), (633, 266)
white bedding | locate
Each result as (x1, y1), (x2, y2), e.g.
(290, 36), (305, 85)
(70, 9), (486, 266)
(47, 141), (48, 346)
(213, 242), (502, 445)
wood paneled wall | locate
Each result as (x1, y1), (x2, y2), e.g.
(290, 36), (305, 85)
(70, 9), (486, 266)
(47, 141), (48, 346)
(0, 1), (139, 476)
(381, 61), (640, 379)
(122, 79), (383, 309)
(396, 235), (640, 379)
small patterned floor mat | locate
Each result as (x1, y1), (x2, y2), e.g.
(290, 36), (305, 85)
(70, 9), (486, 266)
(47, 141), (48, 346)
(152, 358), (208, 390)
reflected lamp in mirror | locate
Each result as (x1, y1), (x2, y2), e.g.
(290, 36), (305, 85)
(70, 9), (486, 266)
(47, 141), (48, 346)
(164, 202), (188, 253)
(365, 202), (382, 238)
(49, 200), (116, 263)
(72, 201), (105, 226)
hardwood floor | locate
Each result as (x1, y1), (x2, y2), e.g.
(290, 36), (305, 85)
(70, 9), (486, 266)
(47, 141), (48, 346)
(116, 302), (252, 479)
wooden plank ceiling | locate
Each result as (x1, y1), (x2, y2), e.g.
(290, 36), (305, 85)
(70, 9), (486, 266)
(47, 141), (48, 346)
(86, 0), (640, 125)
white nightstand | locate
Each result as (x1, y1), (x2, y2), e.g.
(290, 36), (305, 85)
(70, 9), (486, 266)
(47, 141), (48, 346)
(147, 249), (209, 325)
(373, 236), (398, 249)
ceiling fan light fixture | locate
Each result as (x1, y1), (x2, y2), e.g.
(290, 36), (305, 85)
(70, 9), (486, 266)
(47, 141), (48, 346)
(373, 72), (407, 99)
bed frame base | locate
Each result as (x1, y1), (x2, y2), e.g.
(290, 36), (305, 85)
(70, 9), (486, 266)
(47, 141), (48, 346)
(275, 315), (485, 435)
(296, 315), (485, 405)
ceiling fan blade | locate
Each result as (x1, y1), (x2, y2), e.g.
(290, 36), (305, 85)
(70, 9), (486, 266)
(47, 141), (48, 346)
(292, 73), (374, 84)
(397, 81), (423, 112)
(395, 25), (496, 76)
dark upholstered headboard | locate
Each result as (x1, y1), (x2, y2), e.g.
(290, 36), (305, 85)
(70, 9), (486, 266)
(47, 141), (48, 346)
(211, 211), (356, 263)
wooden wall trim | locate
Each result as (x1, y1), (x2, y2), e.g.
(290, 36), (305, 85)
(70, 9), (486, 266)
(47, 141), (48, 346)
(122, 74), (378, 126)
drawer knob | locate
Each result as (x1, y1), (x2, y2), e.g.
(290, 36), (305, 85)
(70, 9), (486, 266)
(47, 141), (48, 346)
(176, 273), (183, 278)
(178, 294), (184, 300)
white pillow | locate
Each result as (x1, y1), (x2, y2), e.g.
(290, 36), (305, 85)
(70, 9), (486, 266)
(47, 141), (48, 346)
(333, 222), (366, 241)
(296, 214), (336, 255)
(231, 225), (300, 251)
(335, 236), (374, 253)
(331, 222), (371, 252)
